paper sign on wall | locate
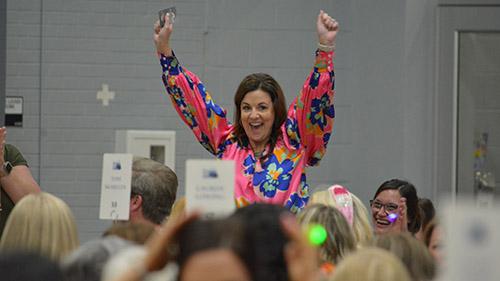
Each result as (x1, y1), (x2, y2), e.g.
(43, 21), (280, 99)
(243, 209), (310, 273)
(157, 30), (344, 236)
(5, 96), (23, 127)
(99, 153), (133, 220)
(185, 159), (235, 219)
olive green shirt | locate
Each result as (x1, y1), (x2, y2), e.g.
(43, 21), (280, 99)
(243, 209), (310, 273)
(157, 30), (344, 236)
(0, 144), (29, 238)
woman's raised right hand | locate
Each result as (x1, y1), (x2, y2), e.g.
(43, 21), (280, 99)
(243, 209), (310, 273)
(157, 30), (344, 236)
(154, 13), (174, 56)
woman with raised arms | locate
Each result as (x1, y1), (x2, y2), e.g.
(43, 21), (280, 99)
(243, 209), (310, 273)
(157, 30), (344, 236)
(154, 10), (339, 213)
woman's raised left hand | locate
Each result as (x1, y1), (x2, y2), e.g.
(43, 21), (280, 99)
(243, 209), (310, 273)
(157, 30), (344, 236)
(317, 10), (339, 46)
(393, 197), (409, 234)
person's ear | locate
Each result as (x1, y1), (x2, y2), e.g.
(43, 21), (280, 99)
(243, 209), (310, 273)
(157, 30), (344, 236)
(130, 194), (142, 211)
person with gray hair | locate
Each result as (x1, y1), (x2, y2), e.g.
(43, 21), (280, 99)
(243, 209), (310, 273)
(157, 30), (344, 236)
(61, 235), (134, 281)
(129, 157), (178, 227)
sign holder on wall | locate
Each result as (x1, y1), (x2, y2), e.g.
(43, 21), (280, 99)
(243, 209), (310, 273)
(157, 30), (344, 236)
(5, 96), (23, 127)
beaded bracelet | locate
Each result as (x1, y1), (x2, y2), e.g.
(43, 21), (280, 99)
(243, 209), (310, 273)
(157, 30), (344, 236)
(318, 42), (335, 52)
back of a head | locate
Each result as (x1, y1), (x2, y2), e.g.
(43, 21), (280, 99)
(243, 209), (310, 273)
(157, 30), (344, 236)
(230, 203), (291, 281)
(418, 198), (436, 233)
(132, 157), (178, 224)
(297, 204), (356, 265)
(61, 235), (134, 281)
(0, 252), (64, 281)
(0, 192), (79, 263)
(175, 217), (249, 280)
(311, 188), (373, 246)
(330, 247), (412, 281)
(367, 234), (436, 281)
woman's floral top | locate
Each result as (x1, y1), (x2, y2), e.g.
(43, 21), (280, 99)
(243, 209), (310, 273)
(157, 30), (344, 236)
(159, 50), (335, 213)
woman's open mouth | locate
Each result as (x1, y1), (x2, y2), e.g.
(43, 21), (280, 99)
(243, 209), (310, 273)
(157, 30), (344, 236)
(250, 123), (263, 130)
(376, 219), (390, 226)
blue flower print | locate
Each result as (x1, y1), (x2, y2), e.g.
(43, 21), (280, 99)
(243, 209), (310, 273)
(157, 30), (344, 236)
(299, 173), (309, 197)
(323, 132), (331, 145)
(309, 72), (320, 89)
(309, 157), (320, 166)
(180, 68), (195, 90)
(242, 154), (257, 175)
(330, 72), (335, 91)
(310, 92), (334, 131)
(161, 54), (179, 75)
(199, 132), (215, 155)
(253, 156), (294, 198)
(181, 105), (198, 129)
(308, 149), (325, 166)
(216, 139), (233, 159)
(285, 118), (301, 149)
(199, 84), (226, 120)
(286, 193), (308, 214)
(170, 88), (187, 108)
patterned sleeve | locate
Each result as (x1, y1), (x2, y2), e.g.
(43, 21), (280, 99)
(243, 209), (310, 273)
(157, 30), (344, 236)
(159, 52), (233, 156)
(284, 50), (335, 166)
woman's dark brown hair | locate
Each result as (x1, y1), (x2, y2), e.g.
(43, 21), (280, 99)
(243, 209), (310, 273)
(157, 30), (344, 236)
(418, 198), (436, 235)
(373, 179), (422, 234)
(175, 217), (248, 279)
(233, 73), (287, 166)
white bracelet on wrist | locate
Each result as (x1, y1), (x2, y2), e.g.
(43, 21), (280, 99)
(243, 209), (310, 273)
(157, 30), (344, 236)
(318, 42), (335, 52)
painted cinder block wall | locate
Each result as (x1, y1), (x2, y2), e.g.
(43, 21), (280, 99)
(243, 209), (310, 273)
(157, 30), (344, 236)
(5, 0), (436, 242)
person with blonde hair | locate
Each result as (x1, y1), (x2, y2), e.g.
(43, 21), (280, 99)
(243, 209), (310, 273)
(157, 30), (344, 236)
(310, 185), (373, 246)
(330, 247), (412, 281)
(0, 192), (79, 263)
(297, 203), (356, 274)
(367, 233), (436, 281)
(165, 196), (185, 229)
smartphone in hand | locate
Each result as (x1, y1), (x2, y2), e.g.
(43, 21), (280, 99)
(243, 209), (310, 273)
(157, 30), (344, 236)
(159, 7), (177, 27)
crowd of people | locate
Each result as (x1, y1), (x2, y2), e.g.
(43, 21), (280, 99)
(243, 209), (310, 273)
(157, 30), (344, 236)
(0, 175), (445, 281)
(0, 9), (447, 281)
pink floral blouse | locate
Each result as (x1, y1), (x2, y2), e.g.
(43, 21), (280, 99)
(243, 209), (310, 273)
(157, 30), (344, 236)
(159, 50), (335, 213)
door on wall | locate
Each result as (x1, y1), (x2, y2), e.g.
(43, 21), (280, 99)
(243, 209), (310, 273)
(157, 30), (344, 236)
(436, 5), (500, 204)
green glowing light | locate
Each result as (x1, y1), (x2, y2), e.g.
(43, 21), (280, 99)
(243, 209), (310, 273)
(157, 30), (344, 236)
(309, 224), (327, 246)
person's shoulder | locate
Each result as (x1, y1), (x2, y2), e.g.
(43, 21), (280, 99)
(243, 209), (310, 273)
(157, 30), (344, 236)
(5, 144), (19, 153)
(4, 144), (28, 166)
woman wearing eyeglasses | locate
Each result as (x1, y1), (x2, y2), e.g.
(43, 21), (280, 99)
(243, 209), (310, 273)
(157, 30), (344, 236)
(370, 179), (422, 235)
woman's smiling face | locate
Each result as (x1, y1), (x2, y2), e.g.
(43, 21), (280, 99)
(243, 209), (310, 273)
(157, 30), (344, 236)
(371, 190), (401, 235)
(240, 89), (275, 150)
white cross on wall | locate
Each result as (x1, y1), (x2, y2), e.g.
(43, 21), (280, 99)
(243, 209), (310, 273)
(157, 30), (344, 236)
(97, 84), (115, 106)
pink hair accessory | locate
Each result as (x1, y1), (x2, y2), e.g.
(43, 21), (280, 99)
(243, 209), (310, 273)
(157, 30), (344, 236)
(329, 185), (354, 227)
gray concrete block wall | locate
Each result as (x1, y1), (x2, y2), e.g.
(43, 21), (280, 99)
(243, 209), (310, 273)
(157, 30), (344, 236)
(5, 0), (437, 243)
